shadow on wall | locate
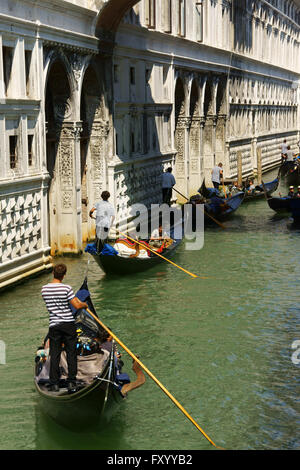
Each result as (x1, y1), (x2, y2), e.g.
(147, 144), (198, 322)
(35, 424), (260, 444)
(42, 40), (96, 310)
(112, 6), (167, 228)
(232, 0), (253, 53)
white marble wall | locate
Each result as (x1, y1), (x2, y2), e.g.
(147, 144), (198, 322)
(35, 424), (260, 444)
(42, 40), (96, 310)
(1, 0), (300, 288)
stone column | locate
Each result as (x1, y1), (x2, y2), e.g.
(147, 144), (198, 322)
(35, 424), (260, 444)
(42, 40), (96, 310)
(51, 122), (82, 254)
(189, 117), (201, 196)
(174, 116), (189, 201)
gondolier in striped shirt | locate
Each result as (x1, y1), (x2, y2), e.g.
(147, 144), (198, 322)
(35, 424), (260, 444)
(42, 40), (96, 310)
(41, 263), (88, 393)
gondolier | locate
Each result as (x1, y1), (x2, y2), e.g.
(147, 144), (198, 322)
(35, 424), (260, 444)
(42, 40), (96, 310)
(162, 167), (176, 206)
(41, 263), (88, 393)
(211, 163), (223, 190)
(89, 191), (115, 253)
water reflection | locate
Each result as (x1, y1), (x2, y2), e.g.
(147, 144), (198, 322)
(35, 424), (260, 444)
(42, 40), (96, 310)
(1, 168), (300, 450)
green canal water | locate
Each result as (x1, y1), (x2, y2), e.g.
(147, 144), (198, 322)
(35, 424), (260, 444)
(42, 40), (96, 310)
(0, 169), (299, 450)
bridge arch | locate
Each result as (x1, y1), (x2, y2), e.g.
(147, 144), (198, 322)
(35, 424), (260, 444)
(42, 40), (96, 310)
(95, 0), (141, 34)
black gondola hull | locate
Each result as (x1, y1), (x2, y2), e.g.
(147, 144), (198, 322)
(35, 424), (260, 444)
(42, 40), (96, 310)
(35, 371), (122, 430)
(35, 279), (124, 429)
(267, 196), (300, 219)
(243, 178), (279, 201)
(92, 239), (182, 276)
(280, 161), (300, 186)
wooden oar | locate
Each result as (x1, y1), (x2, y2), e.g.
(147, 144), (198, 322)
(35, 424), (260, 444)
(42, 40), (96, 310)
(222, 179), (227, 199)
(173, 187), (226, 230)
(86, 307), (222, 449)
(114, 230), (199, 279)
(261, 181), (270, 201)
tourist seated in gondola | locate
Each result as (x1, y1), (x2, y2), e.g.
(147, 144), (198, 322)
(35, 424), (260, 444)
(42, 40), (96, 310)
(288, 186), (296, 198)
(229, 180), (242, 195)
(296, 186), (300, 198)
(149, 226), (173, 253)
(150, 225), (170, 247)
(246, 180), (256, 194)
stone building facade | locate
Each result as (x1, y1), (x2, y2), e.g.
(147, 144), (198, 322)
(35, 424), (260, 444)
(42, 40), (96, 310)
(1, 0), (300, 288)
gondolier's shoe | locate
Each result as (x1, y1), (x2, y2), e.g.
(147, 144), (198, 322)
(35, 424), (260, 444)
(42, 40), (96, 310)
(67, 381), (77, 394)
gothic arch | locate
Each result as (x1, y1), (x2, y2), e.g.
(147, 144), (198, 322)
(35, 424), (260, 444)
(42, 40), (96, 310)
(45, 59), (74, 255)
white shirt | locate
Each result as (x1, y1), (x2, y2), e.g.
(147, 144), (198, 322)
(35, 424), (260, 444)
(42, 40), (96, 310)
(211, 166), (223, 184)
(151, 228), (169, 239)
(286, 149), (294, 161)
(281, 143), (288, 154)
(41, 283), (75, 328)
(93, 200), (115, 229)
(162, 172), (176, 188)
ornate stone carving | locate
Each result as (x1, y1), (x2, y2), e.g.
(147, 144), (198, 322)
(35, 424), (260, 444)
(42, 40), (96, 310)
(0, 191), (42, 263)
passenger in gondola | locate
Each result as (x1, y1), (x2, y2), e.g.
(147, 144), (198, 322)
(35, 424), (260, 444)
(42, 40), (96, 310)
(150, 225), (170, 248)
(89, 191), (115, 253)
(296, 186), (300, 198)
(247, 180), (256, 194)
(288, 186), (295, 198)
(41, 263), (88, 393)
(230, 180), (241, 195)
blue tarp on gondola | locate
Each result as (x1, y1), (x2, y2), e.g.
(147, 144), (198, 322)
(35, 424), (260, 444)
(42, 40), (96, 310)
(84, 243), (118, 256)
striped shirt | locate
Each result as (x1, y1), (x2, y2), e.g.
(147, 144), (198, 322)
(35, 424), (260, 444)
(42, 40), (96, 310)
(41, 283), (75, 328)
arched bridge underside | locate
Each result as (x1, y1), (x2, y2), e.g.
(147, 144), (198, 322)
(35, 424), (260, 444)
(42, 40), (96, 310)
(96, 0), (140, 34)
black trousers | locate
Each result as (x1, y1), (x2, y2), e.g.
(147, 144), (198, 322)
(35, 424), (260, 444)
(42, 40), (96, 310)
(48, 322), (77, 385)
(162, 188), (172, 205)
(212, 181), (220, 190)
(96, 227), (109, 253)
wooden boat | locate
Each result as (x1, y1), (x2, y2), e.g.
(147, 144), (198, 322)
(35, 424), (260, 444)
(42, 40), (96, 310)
(199, 177), (279, 202)
(35, 278), (125, 429)
(204, 191), (245, 222)
(86, 236), (182, 276)
(280, 159), (300, 186)
(243, 177), (279, 201)
(268, 195), (300, 219)
(194, 181), (244, 224)
(85, 214), (184, 276)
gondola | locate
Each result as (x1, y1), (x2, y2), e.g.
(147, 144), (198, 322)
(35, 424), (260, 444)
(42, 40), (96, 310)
(267, 196), (291, 214)
(280, 158), (300, 186)
(267, 195), (300, 220)
(85, 218), (184, 276)
(199, 177), (279, 202)
(193, 182), (244, 225)
(203, 191), (244, 223)
(243, 177), (279, 201)
(35, 278), (126, 429)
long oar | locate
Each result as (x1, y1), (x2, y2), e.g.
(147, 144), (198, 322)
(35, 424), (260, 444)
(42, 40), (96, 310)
(86, 307), (222, 449)
(261, 181), (270, 201)
(173, 187), (226, 230)
(113, 230), (199, 279)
